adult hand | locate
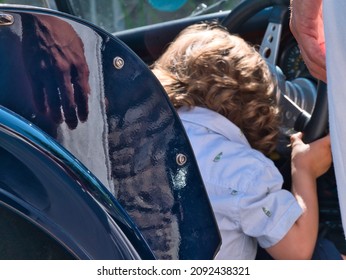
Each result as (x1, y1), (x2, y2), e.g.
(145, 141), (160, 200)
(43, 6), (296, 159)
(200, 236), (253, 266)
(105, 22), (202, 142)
(22, 14), (90, 129)
(289, 0), (326, 82)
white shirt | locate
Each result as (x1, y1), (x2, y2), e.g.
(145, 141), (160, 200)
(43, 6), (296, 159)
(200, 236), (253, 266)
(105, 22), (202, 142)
(178, 106), (303, 259)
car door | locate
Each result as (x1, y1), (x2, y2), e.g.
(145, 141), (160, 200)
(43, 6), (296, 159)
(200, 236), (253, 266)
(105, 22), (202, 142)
(0, 5), (221, 259)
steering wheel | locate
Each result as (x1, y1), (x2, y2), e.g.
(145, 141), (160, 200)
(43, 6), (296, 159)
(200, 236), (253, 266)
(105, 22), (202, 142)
(222, 0), (328, 144)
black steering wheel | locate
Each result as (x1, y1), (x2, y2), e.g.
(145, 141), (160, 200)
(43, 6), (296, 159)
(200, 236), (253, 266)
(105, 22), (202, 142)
(222, 0), (328, 144)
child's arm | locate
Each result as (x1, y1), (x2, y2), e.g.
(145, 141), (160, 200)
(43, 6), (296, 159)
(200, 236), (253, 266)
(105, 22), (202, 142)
(266, 132), (331, 259)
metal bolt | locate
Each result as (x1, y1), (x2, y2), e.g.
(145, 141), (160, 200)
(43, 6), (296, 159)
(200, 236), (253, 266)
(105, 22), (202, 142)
(113, 56), (124, 69)
(176, 153), (187, 166)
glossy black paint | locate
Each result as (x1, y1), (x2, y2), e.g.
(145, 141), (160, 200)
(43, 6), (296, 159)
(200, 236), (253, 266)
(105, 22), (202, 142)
(0, 106), (151, 260)
(0, 5), (221, 259)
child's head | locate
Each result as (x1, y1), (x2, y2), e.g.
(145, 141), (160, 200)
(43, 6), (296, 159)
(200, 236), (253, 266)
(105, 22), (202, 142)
(152, 22), (279, 155)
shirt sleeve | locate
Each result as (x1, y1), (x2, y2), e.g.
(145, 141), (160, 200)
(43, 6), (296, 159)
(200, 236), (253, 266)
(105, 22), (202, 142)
(239, 165), (303, 249)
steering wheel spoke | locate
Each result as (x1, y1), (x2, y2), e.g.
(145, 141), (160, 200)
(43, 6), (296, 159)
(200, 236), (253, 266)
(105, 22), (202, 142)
(259, 5), (287, 65)
(259, 22), (282, 65)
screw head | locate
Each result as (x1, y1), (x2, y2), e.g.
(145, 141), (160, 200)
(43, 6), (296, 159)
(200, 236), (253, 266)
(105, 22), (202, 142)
(113, 56), (124, 69)
(176, 153), (187, 166)
(0, 13), (14, 26)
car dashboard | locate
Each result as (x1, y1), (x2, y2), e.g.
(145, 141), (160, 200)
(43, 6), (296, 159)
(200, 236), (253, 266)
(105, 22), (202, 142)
(115, 8), (312, 83)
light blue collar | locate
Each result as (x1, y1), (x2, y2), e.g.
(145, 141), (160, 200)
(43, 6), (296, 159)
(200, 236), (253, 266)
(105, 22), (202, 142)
(178, 106), (250, 147)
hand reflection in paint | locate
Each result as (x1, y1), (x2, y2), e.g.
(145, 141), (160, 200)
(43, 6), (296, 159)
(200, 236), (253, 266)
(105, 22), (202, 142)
(22, 14), (90, 129)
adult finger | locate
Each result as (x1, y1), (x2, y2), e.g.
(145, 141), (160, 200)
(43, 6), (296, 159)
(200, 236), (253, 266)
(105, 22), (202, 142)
(43, 68), (64, 124)
(56, 70), (78, 129)
(71, 63), (90, 122)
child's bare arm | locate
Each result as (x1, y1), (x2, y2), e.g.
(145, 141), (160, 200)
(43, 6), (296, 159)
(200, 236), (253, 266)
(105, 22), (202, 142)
(266, 133), (331, 259)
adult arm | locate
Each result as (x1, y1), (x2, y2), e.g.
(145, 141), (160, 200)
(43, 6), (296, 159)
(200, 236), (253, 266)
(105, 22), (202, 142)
(289, 0), (326, 82)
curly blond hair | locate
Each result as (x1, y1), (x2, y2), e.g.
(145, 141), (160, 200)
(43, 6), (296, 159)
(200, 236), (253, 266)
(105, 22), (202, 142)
(151, 22), (280, 155)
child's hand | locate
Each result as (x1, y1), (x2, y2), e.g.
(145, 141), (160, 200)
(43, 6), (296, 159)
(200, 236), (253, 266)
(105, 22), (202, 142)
(291, 132), (332, 178)
(271, 132), (332, 260)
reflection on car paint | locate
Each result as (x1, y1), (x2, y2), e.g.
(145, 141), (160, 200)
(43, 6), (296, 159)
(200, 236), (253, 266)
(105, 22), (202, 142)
(0, 6), (221, 259)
